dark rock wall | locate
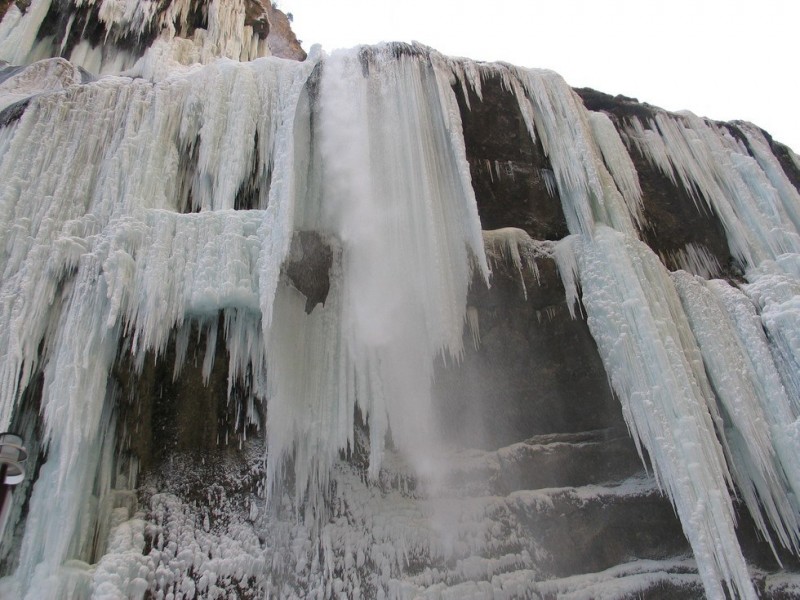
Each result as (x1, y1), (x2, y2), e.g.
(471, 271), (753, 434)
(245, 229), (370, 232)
(575, 88), (739, 277)
(455, 74), (569, 240)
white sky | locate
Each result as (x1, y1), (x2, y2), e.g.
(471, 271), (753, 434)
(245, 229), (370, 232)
(277, 0), (800, 151)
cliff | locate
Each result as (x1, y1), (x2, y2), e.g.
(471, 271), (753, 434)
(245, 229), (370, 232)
(0, 3), (799, 599)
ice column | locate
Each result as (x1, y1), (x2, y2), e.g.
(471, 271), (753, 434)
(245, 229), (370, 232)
(509, 71), (762, 598)
(0, 49), (319, 593)
(673, 271), (800, 556)
(263, 45), (489, 509)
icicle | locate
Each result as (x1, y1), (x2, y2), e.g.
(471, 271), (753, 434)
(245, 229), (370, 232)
(707, 279), (800, 504)
(0, 0), (53, 66)
(588, 111), (644, 228)
(737, 122), (800, 235)
(541, 168), (558, 198)
(552, 235), (582, 319)
(256, 48), (320, 333)
(673, 270), (800, 556)
(0, 0), (273, 79)
(564, 228), (756, 600)
(507, 68), (603, 236)
(662, 243), (723, 279)
(482, 227), (547, 298)
(263, 45), (488, 510)
(623, 112), (800, 271)
(744, 272), (800, 413)
(0, 44), (317, 592)
(13, 255), (121, 591)
(265, 279), (348, 512)
(466, 306), (480, 350)
(1, 4), (798, 594)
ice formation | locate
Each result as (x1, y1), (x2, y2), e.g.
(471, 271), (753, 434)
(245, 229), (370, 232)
(0, 1), (799, 599)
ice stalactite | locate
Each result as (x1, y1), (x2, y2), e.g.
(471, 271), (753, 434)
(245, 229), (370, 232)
(673, 271), (800, 557)
(0, 44), (320, 592)
(495, 69), (762, 598)
(622, 110), (800, 498)
(0, 0), (53, 67)
(744, 273), (800, 412)
(555, 230), (756, 600)
(488, 57), (800, 598)
(0, 53), (314, 433)
(660, 243), (724, 280)
(0, 35), (490, 592)
(0, 0), (274, 78)
(264, 44), (489, 510)
(14, 256), (122, 596)
(623, 112), (800, 271)
(705, 278), (800, 504)
(482, 228), (550, 299)
(737, 123), (800, 236)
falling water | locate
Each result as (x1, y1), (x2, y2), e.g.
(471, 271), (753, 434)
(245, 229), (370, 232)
(0, 2), (799, 599)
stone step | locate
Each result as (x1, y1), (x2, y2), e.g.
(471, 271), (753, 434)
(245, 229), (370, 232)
(444, 429), (648, 496)
(533, 557), (704, 599)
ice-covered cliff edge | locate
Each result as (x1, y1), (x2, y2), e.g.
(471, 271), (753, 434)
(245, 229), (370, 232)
(0, 2), (799, 599)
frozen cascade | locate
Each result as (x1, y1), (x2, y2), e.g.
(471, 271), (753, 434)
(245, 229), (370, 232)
(0, 26), (489, 595)
(554, 229), (755, 600)
(0, 53), (315, 432)
(0, 2), (799, 598)
(672, 271), (800, 556)
(622, 112), (800, 270)
(493, 65), (761, 598)
(621, 110), (800, 498)
(264, 45), (488, 509)
(0, 0), (275, 77)
(0, 39), (321, 592)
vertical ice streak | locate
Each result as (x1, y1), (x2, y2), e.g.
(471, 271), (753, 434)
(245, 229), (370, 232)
(264, 45), (487, 508)
(673, 271), (800, 556)
(565, 229), (755, 600)
(0, 0), (53, 66)
(588, 111), (644, 229)
(256, 49), (320, 333)
(622, 112), (800, 520)
(744, 273), (800, 412)
(623, 113), (800, 271)
(0, 44), (317, 592)
(14, 256), (120, 594)
(529, 75), (760, 597)
(707, 279), (800, 502)
(737, 123), (800, 236)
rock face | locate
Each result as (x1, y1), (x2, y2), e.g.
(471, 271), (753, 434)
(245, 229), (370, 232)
(1, 4), (800, 600)
(0, 0), (305, 70)
(454, 73), (569, 241)
(574, 88), (738, 277)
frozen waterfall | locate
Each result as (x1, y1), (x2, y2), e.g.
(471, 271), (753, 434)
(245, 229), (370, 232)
(0, 1), (799, 599)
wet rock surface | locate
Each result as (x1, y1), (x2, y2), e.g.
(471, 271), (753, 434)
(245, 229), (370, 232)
(436, 254), (620, 450)
(455, 73), (569, 241)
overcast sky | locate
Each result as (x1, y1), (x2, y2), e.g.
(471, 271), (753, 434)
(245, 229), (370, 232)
(277, 0), (800, 152)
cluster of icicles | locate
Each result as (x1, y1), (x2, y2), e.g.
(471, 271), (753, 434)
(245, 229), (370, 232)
(1, 1), (800, 598)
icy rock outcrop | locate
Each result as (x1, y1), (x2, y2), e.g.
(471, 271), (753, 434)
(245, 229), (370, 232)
(1, 2), (800, 599)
